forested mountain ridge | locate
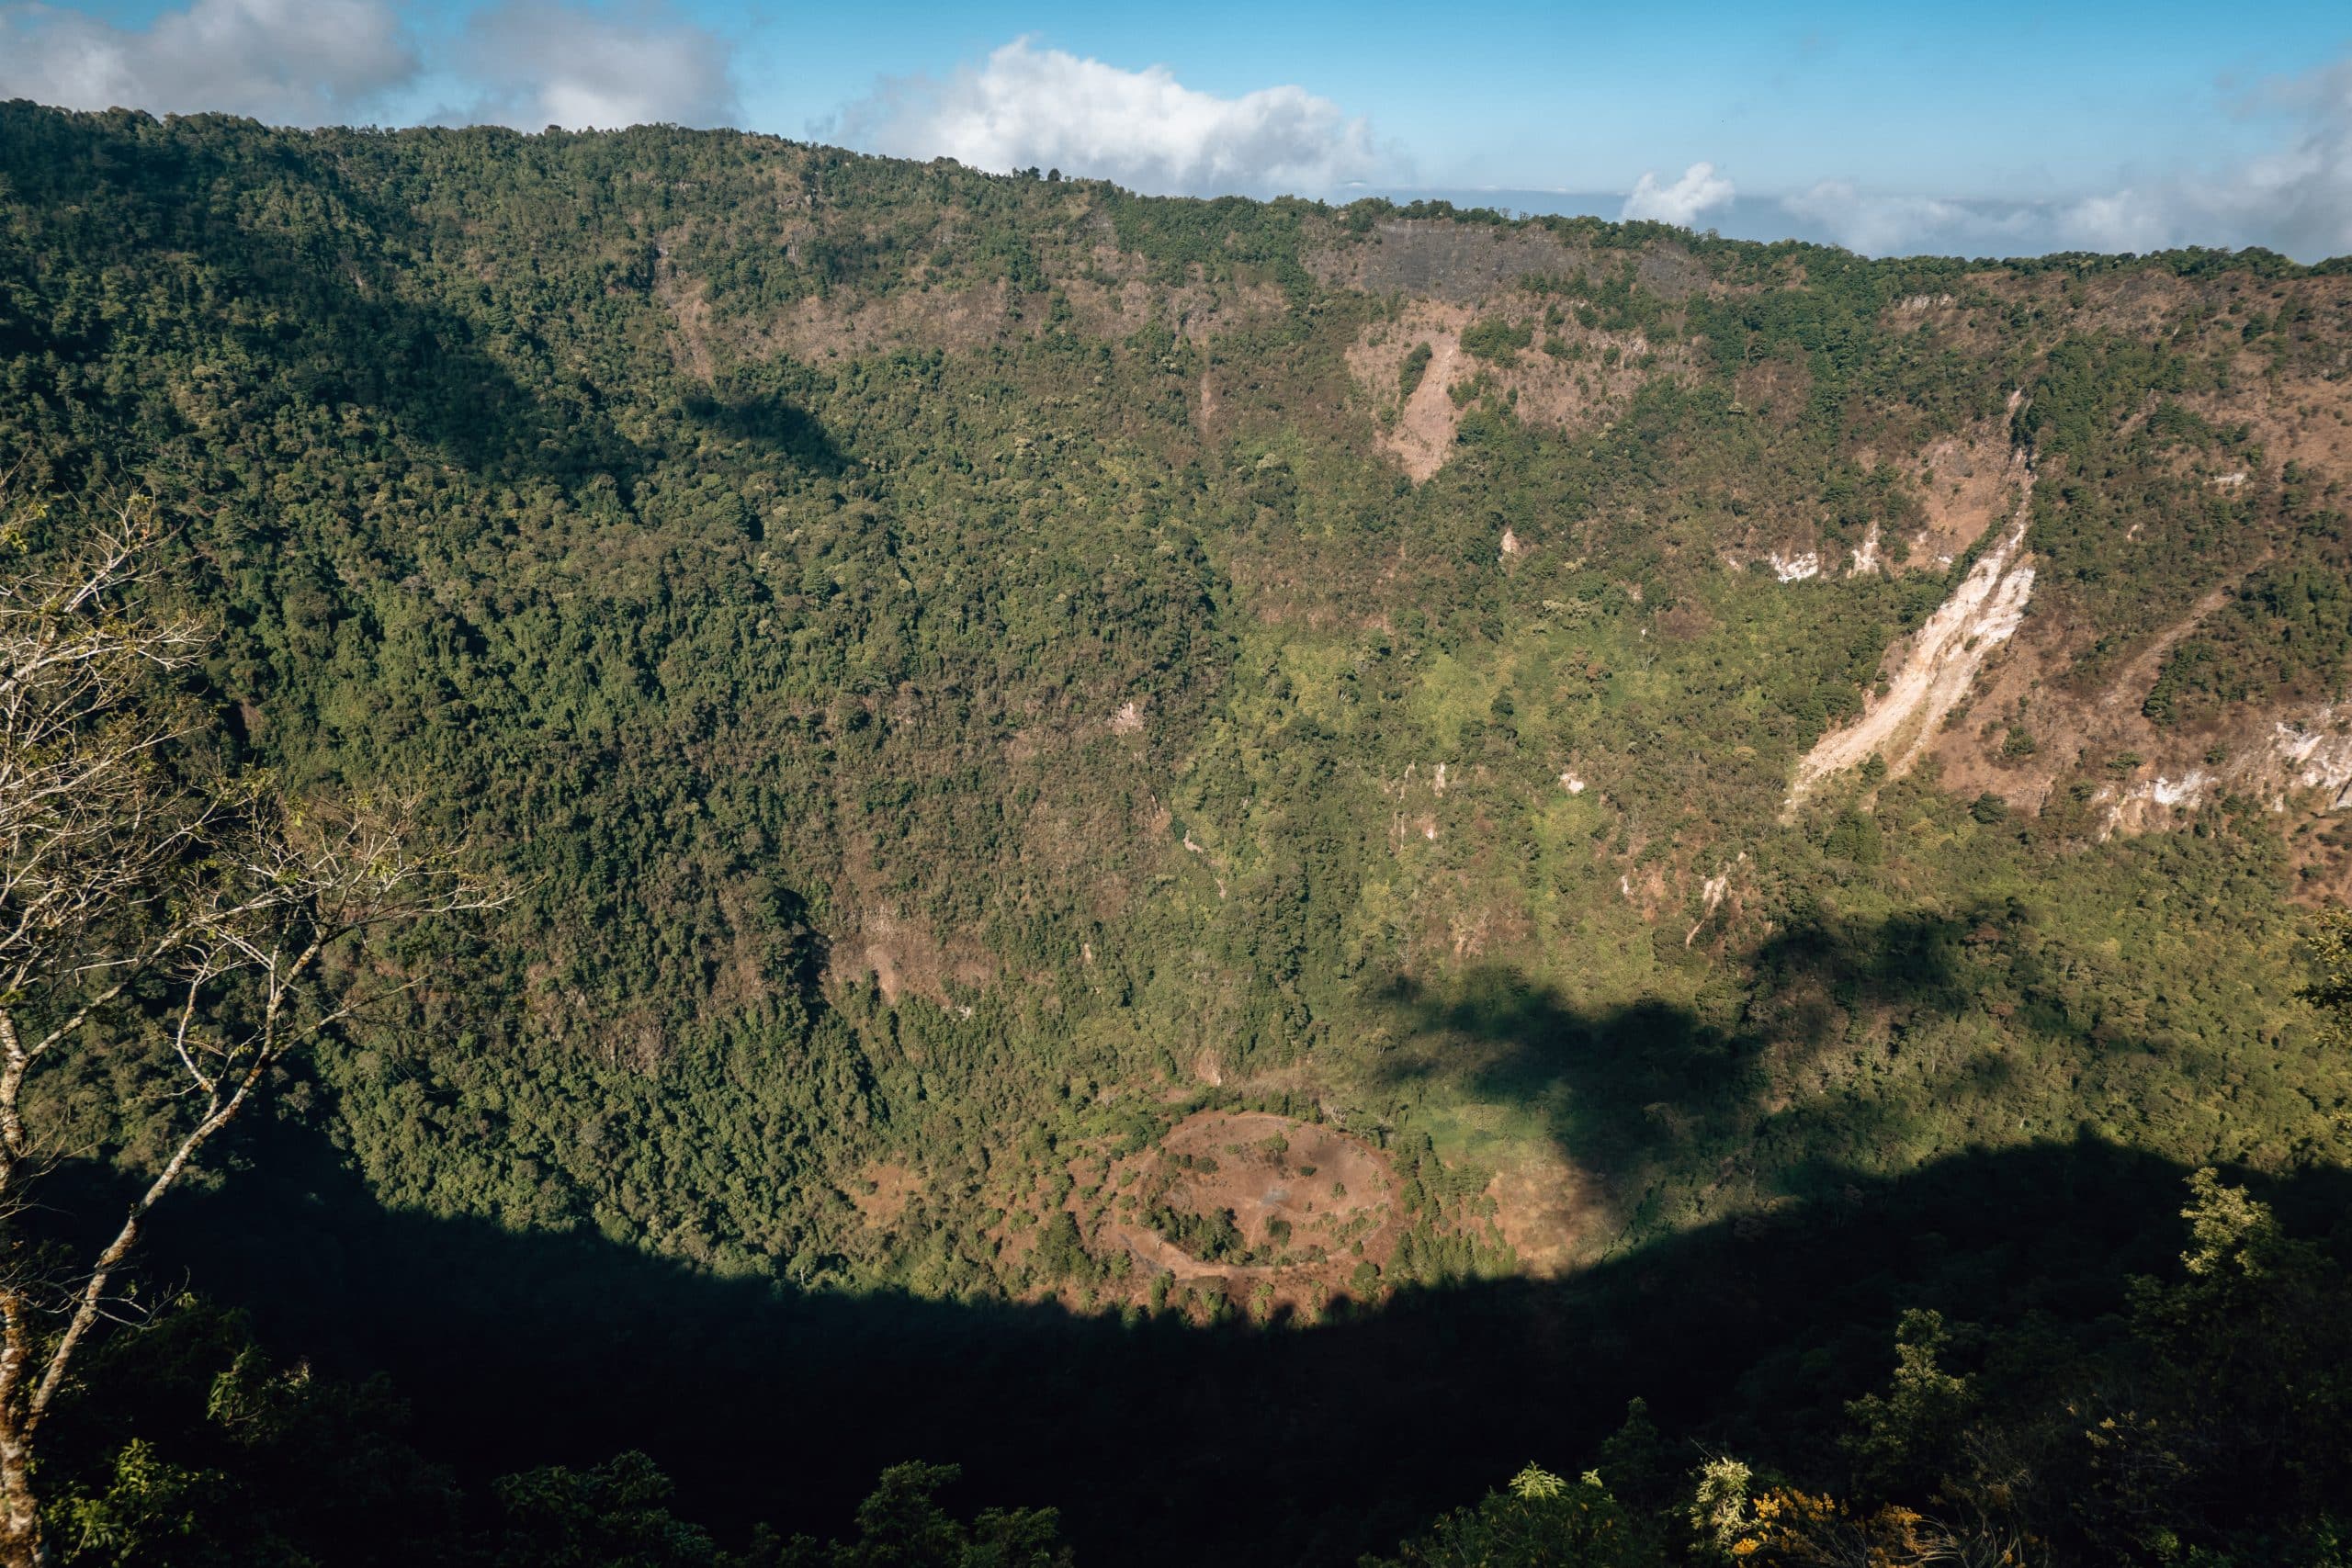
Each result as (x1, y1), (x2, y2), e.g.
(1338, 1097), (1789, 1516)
(4, 100), (2352, 1564)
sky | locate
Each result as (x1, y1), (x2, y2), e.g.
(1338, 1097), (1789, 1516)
(3, 0), (2350, 260)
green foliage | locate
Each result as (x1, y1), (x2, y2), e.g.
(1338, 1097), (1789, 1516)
(2016, 332), (2339, 693)
(45, 1302), (1071, 1567)
(1460, 317), (1533, 363)
(1148, 1204), (1243, 1263)
(2021, 336), (2191, 459)
(58, 1441), (213, 1566)
(1839, 1309), (1977, 1498)
(1821, 809), (1883, 865)
(6, 105), (2334, 1320)
(778, 1462), (1071, 1568)
(2305, 907), (2352, 1043)
(1366, 1467), (1649, 1568)
(1685, 1458), (1751, 1561)
(490, 1453), (721, 1568)
(2144, 568), (2352, 725)
(1380, 1169), (2352, 1568)
(1029, 1213), (1094, 1285)
(39, 1302), (458, 1566)
(1399, 342), (1434, 399)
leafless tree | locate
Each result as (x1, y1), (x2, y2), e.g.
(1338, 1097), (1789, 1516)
(0, 489), (503, 1566)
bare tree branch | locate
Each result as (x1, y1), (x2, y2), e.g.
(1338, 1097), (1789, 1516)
(0, 480), (508, 1565)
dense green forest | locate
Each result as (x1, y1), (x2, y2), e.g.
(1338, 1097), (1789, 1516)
(4, 99), (2352, 1564)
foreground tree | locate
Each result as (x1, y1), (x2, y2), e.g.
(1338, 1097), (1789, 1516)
(0, 491), (500, 1565)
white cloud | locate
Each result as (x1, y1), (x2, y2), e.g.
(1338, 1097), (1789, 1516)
(0, 0), (737, 134)
(2053, 190), (2171, 254)
(2051, 59), (2352, 260)
(461, 1), (737, 130)
(1782, 58), (2352, 261)
(0, 0), (415, 125)
(1781, 180), (2038, 256)
(1620, 162), (1734, 227)
(833, 37), (1385, 197)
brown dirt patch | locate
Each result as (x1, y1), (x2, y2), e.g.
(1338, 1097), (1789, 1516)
(1308, 218), (1574, 301)
(1905, 420), (2020, 569)
(850, 1162), (921, 1229)
(653, 247), (718, 382)
(1347, 300), (1688, 482)
(1917, 576), (2352, 865)
(833, 904), (993, 1005)
(1173, 280), (1290, 344)
(1363, 327), (1464, 481)
(1926, 584), (2230, 812)
(2180, 366), (2352, 490)
(1731, 356), (1812, 428)
(758, 280), (1038, 361)
(1484, 1143), (1592, 1277)
(828, 835), (996, 1005)
(1099, 1111), (1400, 1297)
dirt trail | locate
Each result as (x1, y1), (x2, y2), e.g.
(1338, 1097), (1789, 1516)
(1101, 1111), (1402, 1289)
(1105, 1223), (1283, 1282)
(1787, 456), (2036, 811)
(2098, 585), (2234, 719)
(1917, 582), (2222, 809)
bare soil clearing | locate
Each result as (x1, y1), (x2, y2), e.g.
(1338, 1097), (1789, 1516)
(1482, 1143), (1591, 1277)
(1100, 1111), (1401, 1298)
(850, 1163), (922, 1229)
(1905, 422), (2022, 568)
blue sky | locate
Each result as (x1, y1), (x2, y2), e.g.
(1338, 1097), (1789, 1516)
(7, 0), (2351, 258)
(751, 0), (2344, 196)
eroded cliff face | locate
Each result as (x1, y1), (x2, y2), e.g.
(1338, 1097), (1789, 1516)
(1788, 456), (2037, 811)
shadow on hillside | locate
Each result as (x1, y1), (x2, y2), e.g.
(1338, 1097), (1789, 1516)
(111, 1102), (2352, 1568)
(59, 905), (2332, 1565)
(684, 390), (849, 476)
(1367, 898), (2099, 1239)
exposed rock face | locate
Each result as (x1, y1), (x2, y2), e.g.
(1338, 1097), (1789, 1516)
(2098, 711), (2352, 835)
(1788, 460), (2036, 810)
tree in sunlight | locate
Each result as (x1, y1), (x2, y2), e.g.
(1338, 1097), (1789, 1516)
(2301, 905), (2352, 1043)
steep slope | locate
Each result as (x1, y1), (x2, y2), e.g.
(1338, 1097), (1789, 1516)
(1, 100), (2348, 1327)
(1788, 452), (2036, 807)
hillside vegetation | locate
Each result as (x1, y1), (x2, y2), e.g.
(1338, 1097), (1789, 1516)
(4, 101), (2352, 1565)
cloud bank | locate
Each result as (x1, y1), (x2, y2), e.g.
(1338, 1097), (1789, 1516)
(0, 0), (415, 124)
(835, 38), (1387, 197)
(0, 0), (735, 131)
(1750, 57), (2352, 260)
(2052, 57), (2352, 259)
(1778, 182), (2038, 256)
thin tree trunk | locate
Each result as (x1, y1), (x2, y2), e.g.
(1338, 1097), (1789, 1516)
(0, 1296), (44, 1568)
(0, 1434), (40, 1568)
